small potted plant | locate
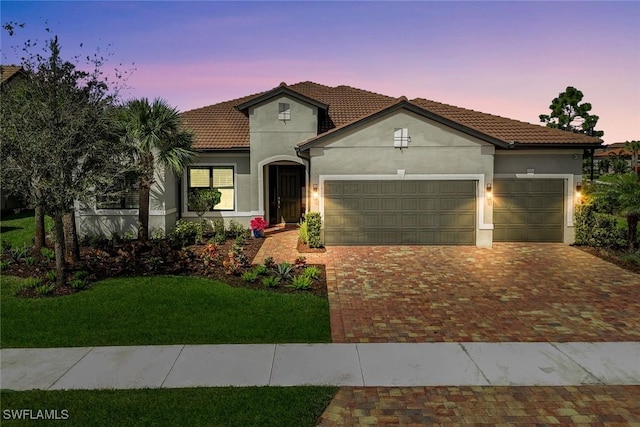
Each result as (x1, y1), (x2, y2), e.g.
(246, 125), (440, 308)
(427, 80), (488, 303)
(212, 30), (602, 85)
(250, 217), (268, 238)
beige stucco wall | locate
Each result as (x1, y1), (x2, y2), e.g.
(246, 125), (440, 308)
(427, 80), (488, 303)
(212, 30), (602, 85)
(76, 163), (174, 238)
(248, 96), (317, 213)
(308, 110), (496, 247)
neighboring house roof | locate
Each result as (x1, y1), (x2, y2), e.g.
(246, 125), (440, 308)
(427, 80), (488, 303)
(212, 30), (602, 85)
(0, 65), (23, 86)
(593, 142), (638, 158)
(181, 81), (603, 150)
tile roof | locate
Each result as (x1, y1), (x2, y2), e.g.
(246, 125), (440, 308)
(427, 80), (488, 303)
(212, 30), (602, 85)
(0, 65), (23, 85)
(180, 81), (602, 150)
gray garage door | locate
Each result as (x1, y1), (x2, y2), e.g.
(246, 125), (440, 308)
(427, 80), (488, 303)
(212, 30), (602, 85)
(323, 180), (476, 245)
(493, 179), (564, 242)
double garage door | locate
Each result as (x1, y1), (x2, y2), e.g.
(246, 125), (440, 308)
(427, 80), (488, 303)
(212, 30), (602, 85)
(323, 178), (565, 245)
(323, 180), (476, 245)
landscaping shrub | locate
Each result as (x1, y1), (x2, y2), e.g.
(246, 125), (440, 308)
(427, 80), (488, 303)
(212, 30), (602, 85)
(168, 220), (203, 247)
(288, 275), (312, 290)
(302, 266), (321, 280)
(241, 270), (259, 283)
(298, 219), (308, 244)
(227, 220), (250, 239)
(275, 262), (294, 281)
(575, 203), (627, 248)
(262, 276), (280, 288)
(305, 212), (322, 248)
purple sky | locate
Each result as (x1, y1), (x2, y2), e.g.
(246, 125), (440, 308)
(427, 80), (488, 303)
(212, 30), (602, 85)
(2, 1), (639, 144)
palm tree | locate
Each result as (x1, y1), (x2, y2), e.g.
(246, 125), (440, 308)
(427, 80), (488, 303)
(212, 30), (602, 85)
(119, 98), (196, 241)
(598, 158), (611, 176)
(624, 140), (640, 175)
(593, 173), (640, 251)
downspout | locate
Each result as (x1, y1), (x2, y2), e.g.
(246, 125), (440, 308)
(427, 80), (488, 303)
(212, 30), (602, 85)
(177, 176), (182, 219)
(295, 146), (311, 215)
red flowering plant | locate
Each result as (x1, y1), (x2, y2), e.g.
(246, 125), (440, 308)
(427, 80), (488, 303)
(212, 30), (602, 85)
(250, 217), (268, 232)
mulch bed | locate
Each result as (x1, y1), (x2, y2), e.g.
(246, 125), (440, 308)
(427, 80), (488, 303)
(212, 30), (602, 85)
(296, 239), (326, 253)
(575, 245), (640, 274)
(3, 236), (328, 299)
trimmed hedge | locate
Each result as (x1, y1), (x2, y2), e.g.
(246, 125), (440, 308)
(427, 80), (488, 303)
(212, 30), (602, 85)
(305, 212), (322, 248)
(575, 203), (627, 248)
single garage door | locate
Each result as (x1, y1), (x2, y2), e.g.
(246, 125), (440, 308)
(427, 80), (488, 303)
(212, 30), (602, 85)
(323, 180), (476, 245)
(493, 179), (564, 242)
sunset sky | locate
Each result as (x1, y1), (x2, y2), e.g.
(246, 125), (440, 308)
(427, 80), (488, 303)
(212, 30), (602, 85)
(2, 1), (639, 144)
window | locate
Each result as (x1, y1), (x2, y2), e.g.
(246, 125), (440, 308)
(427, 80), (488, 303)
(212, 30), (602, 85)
(188, 166), (235, 211)
(394, 128), (410, 148)
(96, 176), (139, 209)
(278, 103), (291, 121)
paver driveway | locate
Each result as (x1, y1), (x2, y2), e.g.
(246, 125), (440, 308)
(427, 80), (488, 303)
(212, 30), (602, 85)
(256, 230), (640, 343)
(255, 229), (640, 425)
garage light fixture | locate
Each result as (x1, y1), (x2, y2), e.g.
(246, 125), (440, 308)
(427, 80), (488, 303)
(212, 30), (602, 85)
(486, 183), (492, 199)
(312, 184), (319, 199)
(575, 182), (582, 200)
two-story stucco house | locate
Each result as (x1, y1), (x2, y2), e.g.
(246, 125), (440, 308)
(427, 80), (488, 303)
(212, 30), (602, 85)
(77, 81), (602, 246)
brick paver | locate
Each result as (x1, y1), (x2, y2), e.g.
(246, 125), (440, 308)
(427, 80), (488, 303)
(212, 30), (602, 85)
(253, 230), (640, 425)
(317, 386), (640, 426)
(255, 229), (640, 343)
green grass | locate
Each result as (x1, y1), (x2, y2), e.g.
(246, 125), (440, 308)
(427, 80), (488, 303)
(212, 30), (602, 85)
(0, 387), (338, 426)
(1, 275), (331, 348)
(0, 210), (51, 248)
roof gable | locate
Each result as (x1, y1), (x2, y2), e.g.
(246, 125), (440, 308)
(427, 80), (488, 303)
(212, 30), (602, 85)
(235, 82), (329, 113)
(0, 65), (24, 86)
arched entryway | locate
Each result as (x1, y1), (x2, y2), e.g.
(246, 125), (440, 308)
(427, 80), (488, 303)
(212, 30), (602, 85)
(258, 156), (307, 226)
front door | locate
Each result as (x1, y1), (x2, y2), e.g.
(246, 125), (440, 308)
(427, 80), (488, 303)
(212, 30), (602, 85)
(278, 165), (302, 223)
(268, 165), (303, 224)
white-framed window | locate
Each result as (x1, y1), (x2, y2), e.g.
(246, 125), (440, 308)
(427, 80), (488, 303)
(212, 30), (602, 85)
(394, 128), (410, 148)
(187, 166), (235, 211)
(278, 103), (291, 121)
(96, 175), (139, 209)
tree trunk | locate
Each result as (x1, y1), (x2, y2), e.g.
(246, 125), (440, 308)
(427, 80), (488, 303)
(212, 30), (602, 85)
(628, 214), (639, 252)
(34, 205), (46, 250)
(63, 210), (80, 263)
(53, 213), (67, 287)
(138, 182), (151, 242)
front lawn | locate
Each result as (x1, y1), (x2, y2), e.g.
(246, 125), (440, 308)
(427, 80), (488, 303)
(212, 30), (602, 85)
(0, 275), (331, 348)
(0, 387), (338, 427)
(0, 210), (51, 248)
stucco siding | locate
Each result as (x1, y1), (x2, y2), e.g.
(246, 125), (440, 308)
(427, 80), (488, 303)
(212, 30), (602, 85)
(249, 96), (318, 211)
(494, 150), (583, 175)
(308, 111), (495, 247)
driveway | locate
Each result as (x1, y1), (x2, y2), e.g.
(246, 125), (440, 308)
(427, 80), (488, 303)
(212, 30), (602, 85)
(255, 230), (640, 343)
(327, 243), (640, 343)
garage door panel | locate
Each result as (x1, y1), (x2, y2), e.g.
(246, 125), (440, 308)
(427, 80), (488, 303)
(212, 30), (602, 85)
(494, 179), (563, 243)
(380, 198), (399, 210)
(323, 180), (476, 245)
(362, 182), (379, 194)
(401, 181), (418, 194)
(419, 198), (437, 211)
(401, 198), (419, 211)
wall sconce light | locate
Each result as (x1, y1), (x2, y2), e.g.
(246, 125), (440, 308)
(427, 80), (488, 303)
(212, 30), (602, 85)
(312, 184), (319, 199)
(575, 182), (582, 201)
(486, 182), (492, 198)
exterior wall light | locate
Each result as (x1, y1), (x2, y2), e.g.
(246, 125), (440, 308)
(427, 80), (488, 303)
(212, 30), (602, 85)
(576, 182), (582, 202)
(486, 183), (492, 198)
(312, 184), (319, 199)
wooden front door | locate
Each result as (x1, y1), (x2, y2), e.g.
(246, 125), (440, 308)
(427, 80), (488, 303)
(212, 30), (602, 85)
(278, 166), (302, 223)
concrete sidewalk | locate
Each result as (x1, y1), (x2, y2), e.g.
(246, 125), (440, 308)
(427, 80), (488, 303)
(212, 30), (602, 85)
(2, 342), (639, 391)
